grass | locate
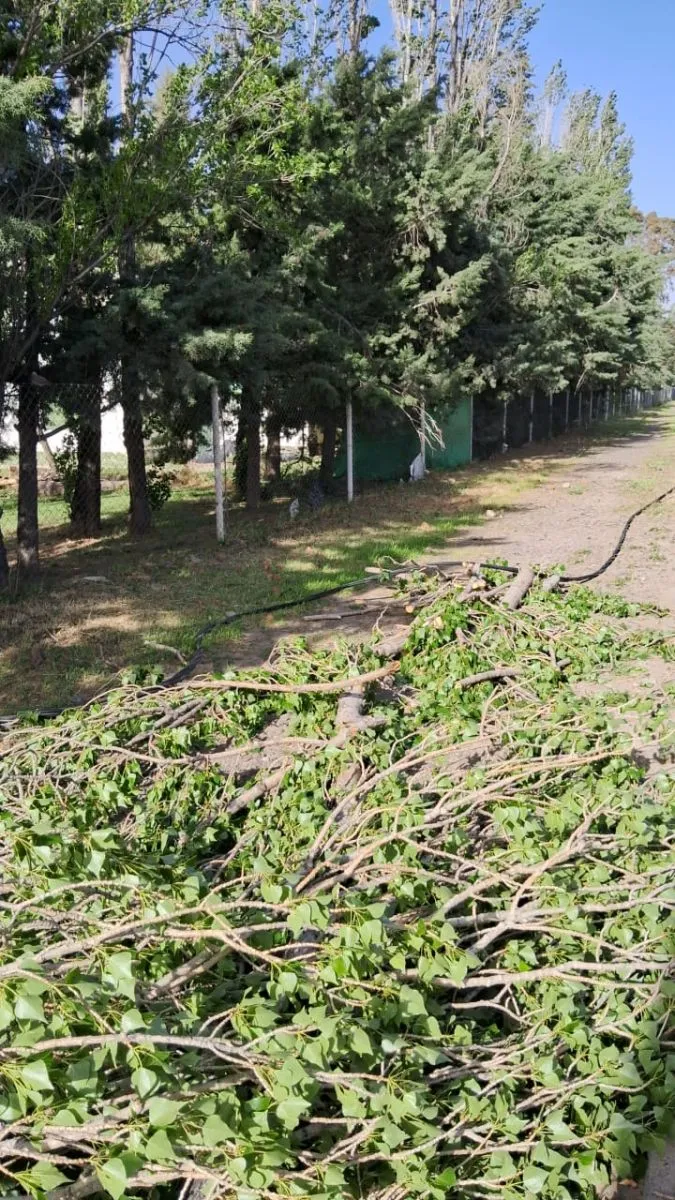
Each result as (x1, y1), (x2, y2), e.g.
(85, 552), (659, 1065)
(0, 406), (671, 712)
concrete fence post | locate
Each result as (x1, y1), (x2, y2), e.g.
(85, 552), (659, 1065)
(210, 382), (225, 543)
(346, 399), (354, 502)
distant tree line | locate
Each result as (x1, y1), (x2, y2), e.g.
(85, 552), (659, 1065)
(1, 0), (674, 583)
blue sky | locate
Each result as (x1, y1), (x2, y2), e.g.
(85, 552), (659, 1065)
(528, 0), (675, 215)
(366, 0), (674, 215)
(134, 0), (674, 217)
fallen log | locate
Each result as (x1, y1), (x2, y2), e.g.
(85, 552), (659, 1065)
(503, 566), (535, 610)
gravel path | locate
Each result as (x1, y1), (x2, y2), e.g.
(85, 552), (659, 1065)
(431, 410), (675, 609)
(213, 410), (675, 672)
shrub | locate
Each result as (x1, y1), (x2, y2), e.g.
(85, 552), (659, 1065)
(146, 464), (175, 511)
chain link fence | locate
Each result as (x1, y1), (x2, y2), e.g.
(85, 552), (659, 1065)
(472, 385), (674, 460)
(0, 381), (673, 563)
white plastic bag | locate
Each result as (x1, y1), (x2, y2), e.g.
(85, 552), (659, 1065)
(409, 452), (424, 482)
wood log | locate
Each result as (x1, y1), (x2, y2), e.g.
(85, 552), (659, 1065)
(503, 566), (535, 610)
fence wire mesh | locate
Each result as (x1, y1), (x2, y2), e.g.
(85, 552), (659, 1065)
(0, 381), (673, 568)
(472, 385), (674, 461)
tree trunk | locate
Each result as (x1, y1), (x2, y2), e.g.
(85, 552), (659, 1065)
(234, 408), (248, 500)
(17, 381), (39, 577)
(264, 413), (282, 481)
(0, 382), (7, 591)
(123, 386), (151, 534)
(71, 387), (102, 536)
(0, 514), (9, 592)
(307, 424), (320, 457)
(319, 414), (337, 487)
(245, 404), (261, 510)
(119, 32), (151, 536)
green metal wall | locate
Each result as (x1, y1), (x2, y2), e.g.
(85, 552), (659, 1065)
(334, 398), (472, 482)
(427, 398), (473, 471)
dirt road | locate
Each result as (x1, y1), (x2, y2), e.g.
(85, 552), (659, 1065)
(437, 409), (675, 609)
(223, 410), (675, 670)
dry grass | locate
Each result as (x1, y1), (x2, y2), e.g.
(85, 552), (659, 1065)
(0, 410), (665, 713)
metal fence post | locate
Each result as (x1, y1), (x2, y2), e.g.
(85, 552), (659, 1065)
(346, 398), (354, 502)
(528, 391), (534, 443)
(210, 382), (225, 543)
(502, 398), (508, 450)
(578, 390), (582, 426)
(565, 388), (570, 430)
(420, 401), (427, 472)
(548, 391), (553, 439)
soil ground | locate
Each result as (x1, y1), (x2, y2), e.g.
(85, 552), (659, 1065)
(1, 407), (674, 711)
(433, 412), (675, 610)
(216, 407), (675, 671)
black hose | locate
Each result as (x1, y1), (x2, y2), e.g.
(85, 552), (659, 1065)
(0, 561), (517, 728)
(1, 487), (673, 729)
(560, 484), (675, 584)
(161, 558), (521, 688)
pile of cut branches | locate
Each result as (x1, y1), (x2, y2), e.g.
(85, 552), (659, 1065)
(1, 572), (674, 1200)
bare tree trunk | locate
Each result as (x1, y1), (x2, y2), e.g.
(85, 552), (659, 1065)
(245, 404), (261, 510)
(235, 408), (248, 499)
(119, 33), (151, 536)
(264, 413), (282, 481)
(307, 424), (320, 457)
(123, 386), (151, 534)
(319, 414), (337, 487)
(0, 511), (10, 591)
(71, 387), (102, 536)
(0, 382), (9, 591)
(17, 381), (39, 577)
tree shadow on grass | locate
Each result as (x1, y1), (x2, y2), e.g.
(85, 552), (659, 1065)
(1, 405), (673, 713)
(0, 478), (512, 711)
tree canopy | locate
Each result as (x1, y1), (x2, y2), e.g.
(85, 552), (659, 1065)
(0, 0), (673, 570)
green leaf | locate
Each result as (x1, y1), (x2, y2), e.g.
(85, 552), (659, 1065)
(260, 881), (284, 904)
(202, 1113), (235, 1147)
(337, 1088), (366, 1120)
(14, 994), (45, 1023)
(121, 1008), (147, 1033)
(20, 1059), (53, 1092)
(147, 1096), (183, 1128)
(145, 1128), (176, 1162)
(287, 902), (313, 936)
(22, 1162), (69, 1193)
(104, 952), (135, 995)
(96, 1158), (129, 1200)
(523, 1165), (548, 1193)
(399, 985), (427, 1018)
(276, 1096), (311, 1130)
(547, 1110), (575, 1140)
(435, 1168), (457, 1187)
(0, 1000), (14, 1031)
(132, 1067), (158, 1099)
(351, 1027), (373, 1057)
(381, 1120), (406, 1149)
(87, 847), (106, 877)
(277, 970), (298, 994)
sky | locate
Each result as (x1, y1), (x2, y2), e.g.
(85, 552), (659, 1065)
(130, 0), (675, 218)
(528, 0), (675, 216)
